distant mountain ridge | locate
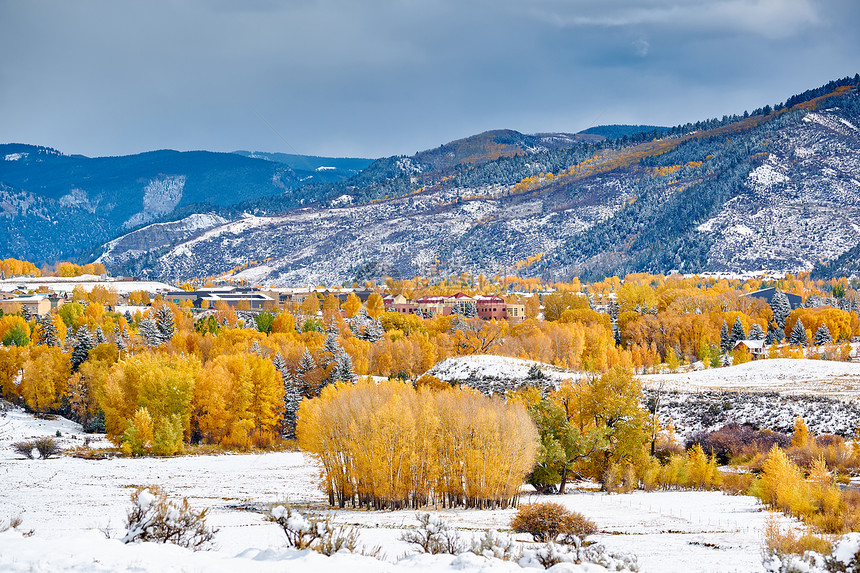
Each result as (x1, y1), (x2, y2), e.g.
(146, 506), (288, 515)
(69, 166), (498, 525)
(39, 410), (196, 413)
(6, 75), (860, 283)
(0, 145), (373, 264)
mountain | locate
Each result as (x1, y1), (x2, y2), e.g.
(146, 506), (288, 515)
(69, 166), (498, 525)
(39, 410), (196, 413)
(231, 150), (372, 182)
(578, 125), (669, 140)
(0, 146), (371, 264)
(10, 75), (860, 283)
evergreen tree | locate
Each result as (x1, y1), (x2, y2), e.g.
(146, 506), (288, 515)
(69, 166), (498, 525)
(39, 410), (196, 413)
(720, 320), (730, 353)
(124, 310), (134, 323)
(139, 318), (161, 347)
(321, 331), (340, 366)
(36, 315), (61, 347)
(71, 327), (94, 371)
(155, 306), (175, 344)
(804, 295), (822, 309)
(296, 349), (316, 398)
(334, 349), (357, 383)
(281, 368), (301, 439)
(730, 317), (746, 347)
(770, 290), (791, 330)
(813, 323), (833, 346)
(773, 327), (785, 343)
(21, 305), (32, 322)
(113, 324), (126, 359)
(250, 340), (262, 356)
(789, 319), (808, 346)
(95, 326), (106, 345)
(749, 323), (765, 341)
(272, 351), (286, 373)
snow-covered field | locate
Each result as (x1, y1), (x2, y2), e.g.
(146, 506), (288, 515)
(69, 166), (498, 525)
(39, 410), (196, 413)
(0, 406), (798, 573)
(643, 358), (860, 399)
(429, 355), (579, 384)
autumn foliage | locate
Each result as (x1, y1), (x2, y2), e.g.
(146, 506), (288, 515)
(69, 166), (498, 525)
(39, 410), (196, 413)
(297, 379), (538, 509)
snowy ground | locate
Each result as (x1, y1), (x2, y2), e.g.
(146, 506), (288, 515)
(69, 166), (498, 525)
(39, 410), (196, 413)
(0, 407), (798, 573)
(642, 358), (860, 400)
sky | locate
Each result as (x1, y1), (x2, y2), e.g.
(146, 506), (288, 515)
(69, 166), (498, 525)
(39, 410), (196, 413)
(1, 0), (859, 159)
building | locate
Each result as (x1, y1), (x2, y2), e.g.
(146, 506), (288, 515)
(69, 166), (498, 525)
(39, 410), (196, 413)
(164, 288), (277, 310)
(475, 295), (507, 320)
(733, 339), (766, 359)
(0, 294), (52, 316)
(742, 287), (802, 310)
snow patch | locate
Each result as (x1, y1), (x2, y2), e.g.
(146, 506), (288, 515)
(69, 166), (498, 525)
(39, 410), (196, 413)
(315, 166), (336, 171)
(4, 153), (25, 161)
(747, 162), (788, 188)
(123, 175), (186, 229)
(643, 358), (860, 400)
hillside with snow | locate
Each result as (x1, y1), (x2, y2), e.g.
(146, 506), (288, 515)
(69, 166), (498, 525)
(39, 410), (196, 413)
(87, 79), (860, 284)
(642, 358), (860, 399)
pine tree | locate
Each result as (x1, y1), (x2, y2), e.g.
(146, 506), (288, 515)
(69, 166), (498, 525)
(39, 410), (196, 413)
(770, 290), (791, 330)
(322, 331), (340, 367)
(272, 352), (286, 373)
(21, 305), (32, 322)
(296, 349), (316, 398)
(720, 320), (730, 353)
(281, 368), (301, 439)
(813, 323), (832, 346)
(730, 317), (746, 347)
(773, 327), (785, 343)
(789, 319), (807, 346)
(114, 324), (126, 359)
(749, 323), (765, 341)
(36, 315), (61, 347)
(155, 306), (175, 344)
(71, 327), (94, 371)
(95, 326), (106, 345)
(334, 349), (357, 383)
(124, 310), (134, 323)
(250, 340), (262, 356)
(139, 318), (161, 347)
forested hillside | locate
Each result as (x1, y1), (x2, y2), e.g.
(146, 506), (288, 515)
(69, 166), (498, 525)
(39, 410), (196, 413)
(5, 76), (860, 283)
(0, 146), (369, 265)
(96, 75), (860, 285)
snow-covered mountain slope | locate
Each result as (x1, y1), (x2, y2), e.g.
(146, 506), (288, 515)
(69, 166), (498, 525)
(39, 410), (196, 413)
(97, 82), (860, 284)
(694, 108), (860, 271)
(96, 213), (228, 268)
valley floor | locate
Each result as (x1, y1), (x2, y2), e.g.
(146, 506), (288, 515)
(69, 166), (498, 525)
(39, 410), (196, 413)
(0, 407), (795, 573)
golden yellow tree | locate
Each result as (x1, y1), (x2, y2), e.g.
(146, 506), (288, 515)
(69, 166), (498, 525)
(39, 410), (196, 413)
(19, 346), (71, 413)
(366, 293), (385, 319)
(341, 293), (362, 318)
(100, 353), (200, 455)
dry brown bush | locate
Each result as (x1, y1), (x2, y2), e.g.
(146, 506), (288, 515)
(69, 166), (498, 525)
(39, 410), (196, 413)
(511, 502), (597, 543)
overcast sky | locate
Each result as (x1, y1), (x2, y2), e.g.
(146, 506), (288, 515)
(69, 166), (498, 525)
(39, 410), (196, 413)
(1, 0), (858, 159)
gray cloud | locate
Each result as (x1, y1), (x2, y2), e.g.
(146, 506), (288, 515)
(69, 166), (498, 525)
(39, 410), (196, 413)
(0, 0), (858, 158)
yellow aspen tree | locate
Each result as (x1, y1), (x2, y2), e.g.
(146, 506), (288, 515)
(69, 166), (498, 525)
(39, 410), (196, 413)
(366, 293), (385, 319)
(19, 346), (71, 413)
(341, 293), (362, 318)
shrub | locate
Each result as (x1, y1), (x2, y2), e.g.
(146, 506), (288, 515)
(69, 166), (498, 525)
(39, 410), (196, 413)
(400, 513), (465, 555)
(763, 515), (832, 559)
(12, 441), (35, 459)
(511, 502), (597, 544)
(34, 437), (61, 459)
(266, 503), (360, 555)
(122, 486), (216, 550)
(469, 529), (521, 561)
(686, 423), (790, 465)
(521, 542), (639, 571)
(12, 437), (60, 459)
